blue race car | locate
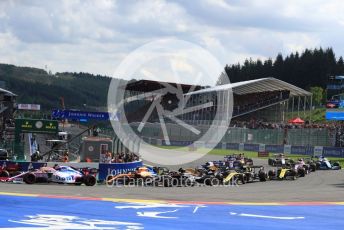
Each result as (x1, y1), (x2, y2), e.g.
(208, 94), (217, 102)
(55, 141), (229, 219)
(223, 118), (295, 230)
(314, 156), (341, 170)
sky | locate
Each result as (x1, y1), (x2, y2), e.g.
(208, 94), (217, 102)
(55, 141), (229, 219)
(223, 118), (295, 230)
(1, 0), (344, 85)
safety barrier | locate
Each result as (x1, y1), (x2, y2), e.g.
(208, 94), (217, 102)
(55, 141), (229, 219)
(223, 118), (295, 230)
(143, 137), (344, 158)
(98, 161), (143, 180)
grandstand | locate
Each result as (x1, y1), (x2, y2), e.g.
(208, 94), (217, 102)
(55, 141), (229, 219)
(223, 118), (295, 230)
(123, 77), (312, 124)
(111, 77), (324, 146)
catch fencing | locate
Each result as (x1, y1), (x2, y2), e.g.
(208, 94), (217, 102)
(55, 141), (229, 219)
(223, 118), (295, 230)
(101, 123), (334, 147)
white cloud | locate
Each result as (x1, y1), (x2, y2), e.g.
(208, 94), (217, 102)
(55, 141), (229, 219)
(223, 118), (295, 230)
(0, 0), (343, 85)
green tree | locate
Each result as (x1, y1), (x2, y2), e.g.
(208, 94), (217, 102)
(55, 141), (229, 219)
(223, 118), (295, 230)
(310, 86), (324, 106)
(223, 47), (344, 90)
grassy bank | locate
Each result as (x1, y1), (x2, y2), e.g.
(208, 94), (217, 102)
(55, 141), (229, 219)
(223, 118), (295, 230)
(285, 107), (326, 123)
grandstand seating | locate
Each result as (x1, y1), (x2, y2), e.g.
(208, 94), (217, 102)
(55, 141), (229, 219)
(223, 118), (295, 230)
(123, 90), (290, 124)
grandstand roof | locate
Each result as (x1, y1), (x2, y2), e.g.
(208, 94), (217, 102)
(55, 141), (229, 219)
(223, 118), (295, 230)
(0, 87), (16, 97)
(186, 77), (311, 97)
(125, 79), (203, 93)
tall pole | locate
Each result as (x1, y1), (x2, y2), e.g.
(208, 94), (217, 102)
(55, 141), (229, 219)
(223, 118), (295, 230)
(304, 96), (306, 116)
(292, 96), (294, 118)
(297, 96), (300, 117)
(286, 98), (289, 123)
(310, 95), (313, 123)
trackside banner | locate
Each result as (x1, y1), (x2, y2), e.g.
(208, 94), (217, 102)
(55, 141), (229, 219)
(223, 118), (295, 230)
(0, 161), (46, 171)
(98, 161), (143, 180)
(52, 109), (113, 121)
(132, 138), (344, 157)
(322, 147), (344, 157)
(266, 145), (284, 153)
(17, 104), (41, 111)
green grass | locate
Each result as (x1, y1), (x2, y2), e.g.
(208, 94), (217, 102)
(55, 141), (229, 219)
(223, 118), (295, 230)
(285, 107), (326, 123)
(155, 145), (259, 157)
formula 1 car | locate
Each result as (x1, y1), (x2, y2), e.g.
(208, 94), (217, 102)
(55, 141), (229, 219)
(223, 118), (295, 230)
(303, 158), (317, 172)
(238, 165), (268, 182)
(224, 154), (253, 168)
(149, 167), (197, 187)
(267, 167), (298, 180)
(187, 164), (247, 186)
(292, 158), (318, 176)
(3, 165), (97, 186)
(190, 166), (225, 186)
(268, 154), (293, 167)
(221, 169), (247, 185)
(106, 166), (158, 186)
(0, 162), (22, 178)
(313, 156), (341, 170)
(292, 162), (307, 177)
(161, 168), (197, 187)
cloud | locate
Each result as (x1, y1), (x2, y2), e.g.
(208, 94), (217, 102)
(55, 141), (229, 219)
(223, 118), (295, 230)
(0, 0), (343, 85)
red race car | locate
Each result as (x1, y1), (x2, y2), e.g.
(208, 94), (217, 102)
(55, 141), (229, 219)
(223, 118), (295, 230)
(0, 162), (22, 179)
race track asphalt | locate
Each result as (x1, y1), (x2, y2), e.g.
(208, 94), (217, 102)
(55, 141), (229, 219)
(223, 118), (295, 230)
(0, 156), (343, 202)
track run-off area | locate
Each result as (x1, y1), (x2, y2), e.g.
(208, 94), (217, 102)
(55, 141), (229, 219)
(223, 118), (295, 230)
(0, 191), (344, 230)
(1, 156), (344, 229)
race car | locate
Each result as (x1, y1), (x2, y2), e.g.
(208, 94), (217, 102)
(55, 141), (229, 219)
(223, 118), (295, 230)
(238, 165), (268, 182)
(303, 158), (317, 172)
(313, 156), (341, 170)
(221, 169), (247, 185)
(191, 166), (224, 186)
(267, 167), (298, 180)
(149, 167), (198, 187)
(3, 165), (97, 186)
(106, 166), (157, 186)
(292, 160), (307, 177)
(191, 164), (247, 186)
(268, 154), (293, 167)
(0, 161), (22, 178)
(162, 168), (197, 187)
(224, 154), (253, 168)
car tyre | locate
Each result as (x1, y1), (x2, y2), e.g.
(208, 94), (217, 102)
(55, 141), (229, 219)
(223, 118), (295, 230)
(0, 170), (10, 178)
(23, 173), (36, 184)
(84, 175), (96, 186)
(258, 171), (267, 182)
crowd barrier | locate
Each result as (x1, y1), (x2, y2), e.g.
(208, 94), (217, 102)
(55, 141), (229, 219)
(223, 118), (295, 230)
(236, 143), (344, 157)
(153, 139), (344, 158)
(98, 161), (143, 180)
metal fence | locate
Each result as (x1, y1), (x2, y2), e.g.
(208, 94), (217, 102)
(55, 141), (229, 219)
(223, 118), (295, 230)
(100, 122), (334, 147)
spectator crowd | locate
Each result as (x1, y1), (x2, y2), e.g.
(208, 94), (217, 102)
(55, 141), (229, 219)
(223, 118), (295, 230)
(100, 151), (140, 164)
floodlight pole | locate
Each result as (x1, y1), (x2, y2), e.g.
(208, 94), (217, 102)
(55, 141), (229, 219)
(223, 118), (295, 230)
(310, 95), (313, 124)
(297, 96), (300, 117)
(291, 97), (294, 118)
(285, 100), (289, 123)
(304, 96), (306, 116)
